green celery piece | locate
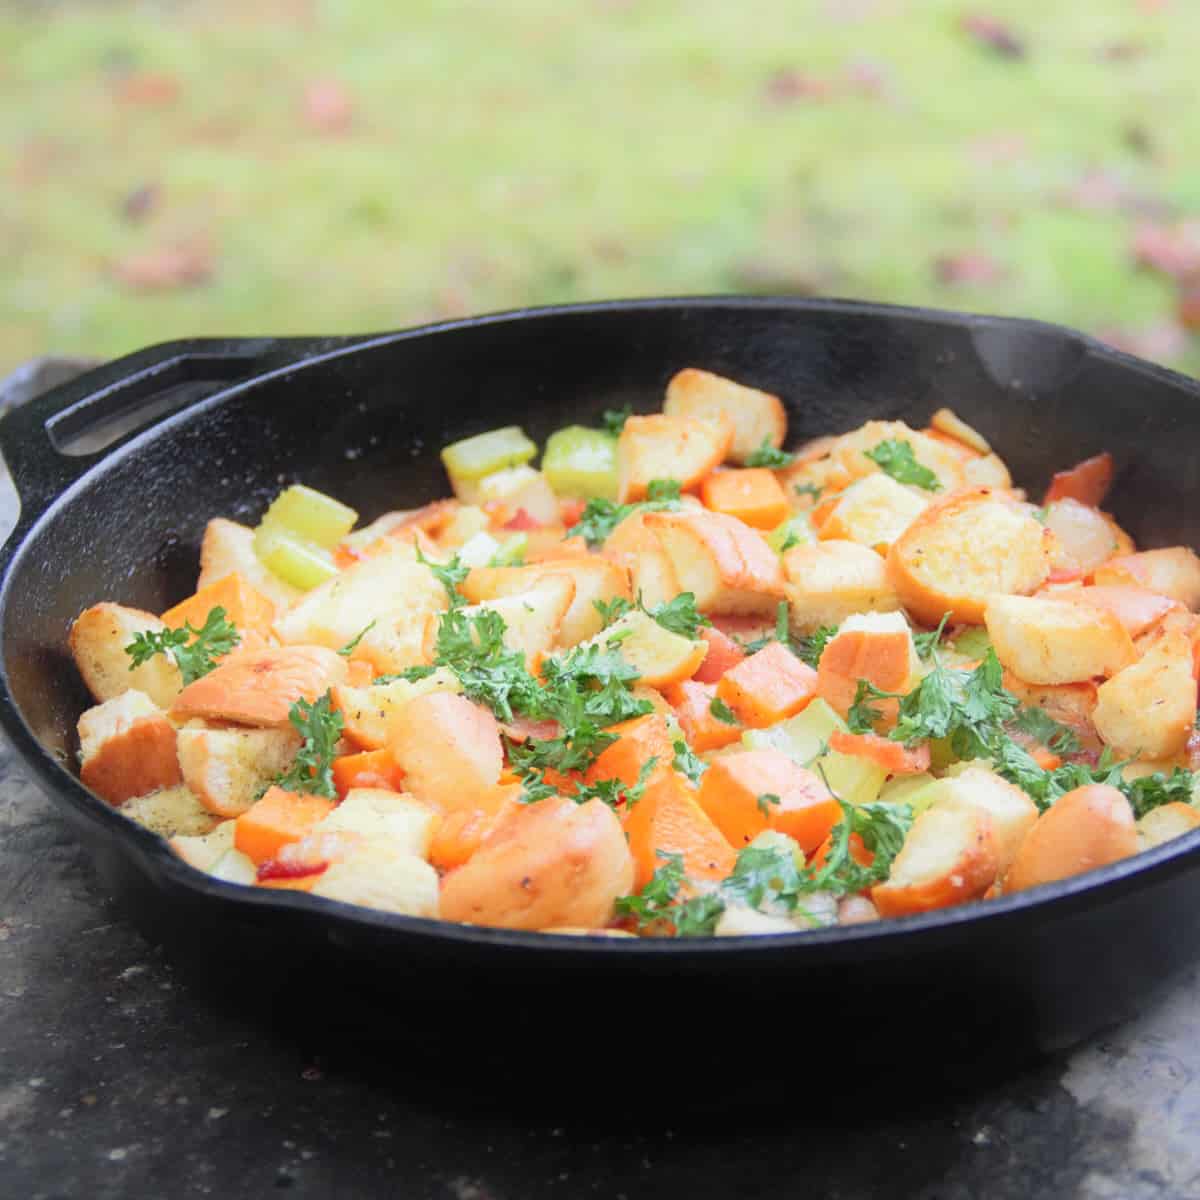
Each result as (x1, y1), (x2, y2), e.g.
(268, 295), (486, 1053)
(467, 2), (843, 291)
(877, 772), (941, 816)
(442, 426), (537, 484)
(258, 484), (358, 549)
(489, 532), (529, 566)
(542, 425), (619, 500)
(254, 528), (339, 590)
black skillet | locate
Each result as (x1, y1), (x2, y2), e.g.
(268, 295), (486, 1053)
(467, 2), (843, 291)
(3, 298), (1200, 1098)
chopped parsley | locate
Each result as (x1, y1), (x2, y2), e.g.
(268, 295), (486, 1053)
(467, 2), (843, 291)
(795, 623), (838, 669)
(1008, 707), (1082, 756)
(644, 592), (710, 640)
(744, 438), (795, 469)
(566, 478), (683, 548)
(794, 482), (824, 503)
(417, 547), (469, 607)
(756, 793), (782, 817)
(864, 439), (941, 491)
(374, 664), (437, 685)
(673, 738), (708, 785)
(709, 696), (739, 725)
(571, 756), (660, 812)
(594, 597), (634, 628)
(600, 404), (633, 436)
(431, 607), (543, 722)
(274, 691), (344, 799)
(913, 613), (951, 662)
(338, 621), (376, 656)
(125, 606), (241, 686)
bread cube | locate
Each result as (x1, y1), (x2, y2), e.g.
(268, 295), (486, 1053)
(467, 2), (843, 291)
(616, 413), (733, 503)
(782, 540), (900, 633)
(70, 603), (184, 709)
(663, 367), (788, 464)
(817, 472), (929, 555)
(77, 690), (182, 805)
(176, 722), (304, 816)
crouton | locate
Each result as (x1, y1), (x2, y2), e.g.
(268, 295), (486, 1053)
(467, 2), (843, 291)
(1137, 803), (1200, 851)
(961, 453), (1013, 490)
(782, 540), (900, 633)
(331, 668), (462, 751)
(832, 420), (966, 493)
(930, 408), (992, 455)
(120, 784), (219, 839)
(77, 690), (182, 805)
(170, 645), (348, 728)
(602, 509), (681, 609)
(984, 594), (1136, 684)
(198, 517), (303, 611)
(1003, 785), (1136, 893)
(175, 722), (304, 816)
(70, 603), (184, 709)
(310, 844), (440, 916)
(663, 367), (788, 464)
(472, 465), (560, 526)
(316, 788), (439, 859)
(817, 472), (929, 555)
(1092, 631), (1197, 760)
(1064, 585), (1182, 639)
(1093, 548), (1200, 611)
(446, 576), (575, 660)
(644, 509), (785, 616)
(921, 768), (1038, 876)
(887, 488), (1051, 625)
(616, 413), (734, 503)
(577, 608), (706, 688)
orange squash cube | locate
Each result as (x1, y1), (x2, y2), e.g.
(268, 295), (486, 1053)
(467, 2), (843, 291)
(700, 468), (791, 530)
(716, 640), (818, 728)
(234, 786), (337, 865)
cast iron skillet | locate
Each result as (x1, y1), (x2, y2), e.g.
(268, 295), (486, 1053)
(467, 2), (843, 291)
(3, 298), (1200, 1095)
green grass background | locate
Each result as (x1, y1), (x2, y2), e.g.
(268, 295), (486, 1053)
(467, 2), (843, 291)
(3, 0), (1199, 375)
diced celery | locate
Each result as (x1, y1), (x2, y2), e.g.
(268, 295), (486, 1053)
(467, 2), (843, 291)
(254, 529), (339, 590)
(766, 513), (815, 556)
(877, 772), (941, 816)
(438, 505), (491, 549)
(742, 698), (886, 806)
(489, 532), (528, 566)
(542, 426), (619, 501)
(258, 484), (357, 549)
(457, 531), (502, 568)
(442, 426), (537, 485)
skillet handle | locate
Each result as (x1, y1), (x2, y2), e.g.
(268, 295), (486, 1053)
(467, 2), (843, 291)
(0, 335), (361, 535)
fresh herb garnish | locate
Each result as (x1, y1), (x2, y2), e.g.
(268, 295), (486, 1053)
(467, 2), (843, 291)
(431, 607), (543, 722)
(572, 756), (660, 812)
(275, 691), (344, 799)
(600, 404), (633, 437)
(566, 478), (683, 548)
(864, 439), (941, 492)
(338, 621), (376, 657)
(673, 738), (708, 785)
(594, 596), (634, 628)
(1008, 707), (1082, 756)
(374, 664), (438, 685)
(644, 591), (710, 640)
(780, 530), (803, 552)
(794, 482), (824, 503)
(756, 793), (782, 817)
(745, 439), (795, 469)
(710, 696), (739, 725)
(417, 547), (469, 607)
(125, 606), (240, 686)
(795, 623), (838, 669)
(913, 613), (951, 662)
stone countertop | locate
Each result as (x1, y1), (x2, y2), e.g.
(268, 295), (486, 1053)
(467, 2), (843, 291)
(3, 363), (1200, 1199)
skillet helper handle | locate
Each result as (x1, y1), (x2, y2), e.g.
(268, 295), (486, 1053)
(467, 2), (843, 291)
(0, 336), (342, 529)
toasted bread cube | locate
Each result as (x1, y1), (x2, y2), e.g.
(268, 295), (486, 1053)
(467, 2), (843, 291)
(472, 465), (561, 526)
(462, 558), (632, 647)
(274, 548), (447, 651)
(316, 788), (439, 859)
(198, 517), (303, 611)
(930, 408), (991, 455)
(782, 540), (900, 633)
(120, 784), (219, 838)
(581, 608), (706, 688)
(921, 768), (1038, 876)
(602, 510), (681, 608)
(389, 692), (504, 814)
(1137, 803), (1200, 851)
(815, 611), (918, 722)
(961, 453), (1013, 490)
(887, 487), (1051, 625)
(663, 367), (788, 464)
(175, 722), (304, 817)
(871, 803), (999, 917)
(777, 438), (855, 512)
(77, 690), (183, 805)
(310, 842), (440, 916)
(1043, 499), (1131, 576)
(616, 413), (734, 503)
(817, 472), (929, 555)
(1062, 584), (1183, 639)
(984, 594), (1136, 685)
(331, 668), (462, 751)
(1093, 631), (1198, 760)
(644, 509), (785, 616)
(832, 420), (966, 493)
(1093, 548), (1200, 611)
(70, 603), (184, 709)
(1003, 785), (1136, 893)
(450, 577), (575, 660)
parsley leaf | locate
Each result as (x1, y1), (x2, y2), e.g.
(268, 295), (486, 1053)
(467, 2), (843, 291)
(1124, 768), (1196, 819)
(864, 439), (941, 491)
(566, 477), (683, 548)
(780, 530), (802, 552)
(125, 606), (240, 687)
(573, 756), (660, 812)
(594, 596), (634, 628)
(417, 547), (469, 607)
(644, 592), (710, 639)
(338, 621), (376, 656)
(794, 482), (824, 503)
(745, 439), (795, 469)
(756, 793), (782, 817)
(795, 624), (838, 669)
(614, 851), (687, 929)
(673, 738), (708, 785)
(710, 696), (739, 725)
(1008, 707), (1082, 756)
(275, 691), (344, 798)
(846, 680), (896, 734)
(600, 404), (632, 436)
(374, 665), (437, 685)
(432, 607), (542, 722)
(913, 613), (951, 662)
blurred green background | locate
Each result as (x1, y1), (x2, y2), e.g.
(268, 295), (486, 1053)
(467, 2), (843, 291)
(4, 0), (1200, 376)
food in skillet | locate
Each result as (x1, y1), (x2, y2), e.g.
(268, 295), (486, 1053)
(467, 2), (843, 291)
(68, 368), (1200, 936)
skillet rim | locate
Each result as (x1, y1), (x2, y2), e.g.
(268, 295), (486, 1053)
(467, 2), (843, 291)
(4, 293), (1200, 958)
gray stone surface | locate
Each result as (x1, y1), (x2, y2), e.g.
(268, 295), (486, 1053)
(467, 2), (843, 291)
(4, 363), (1200, 1198)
